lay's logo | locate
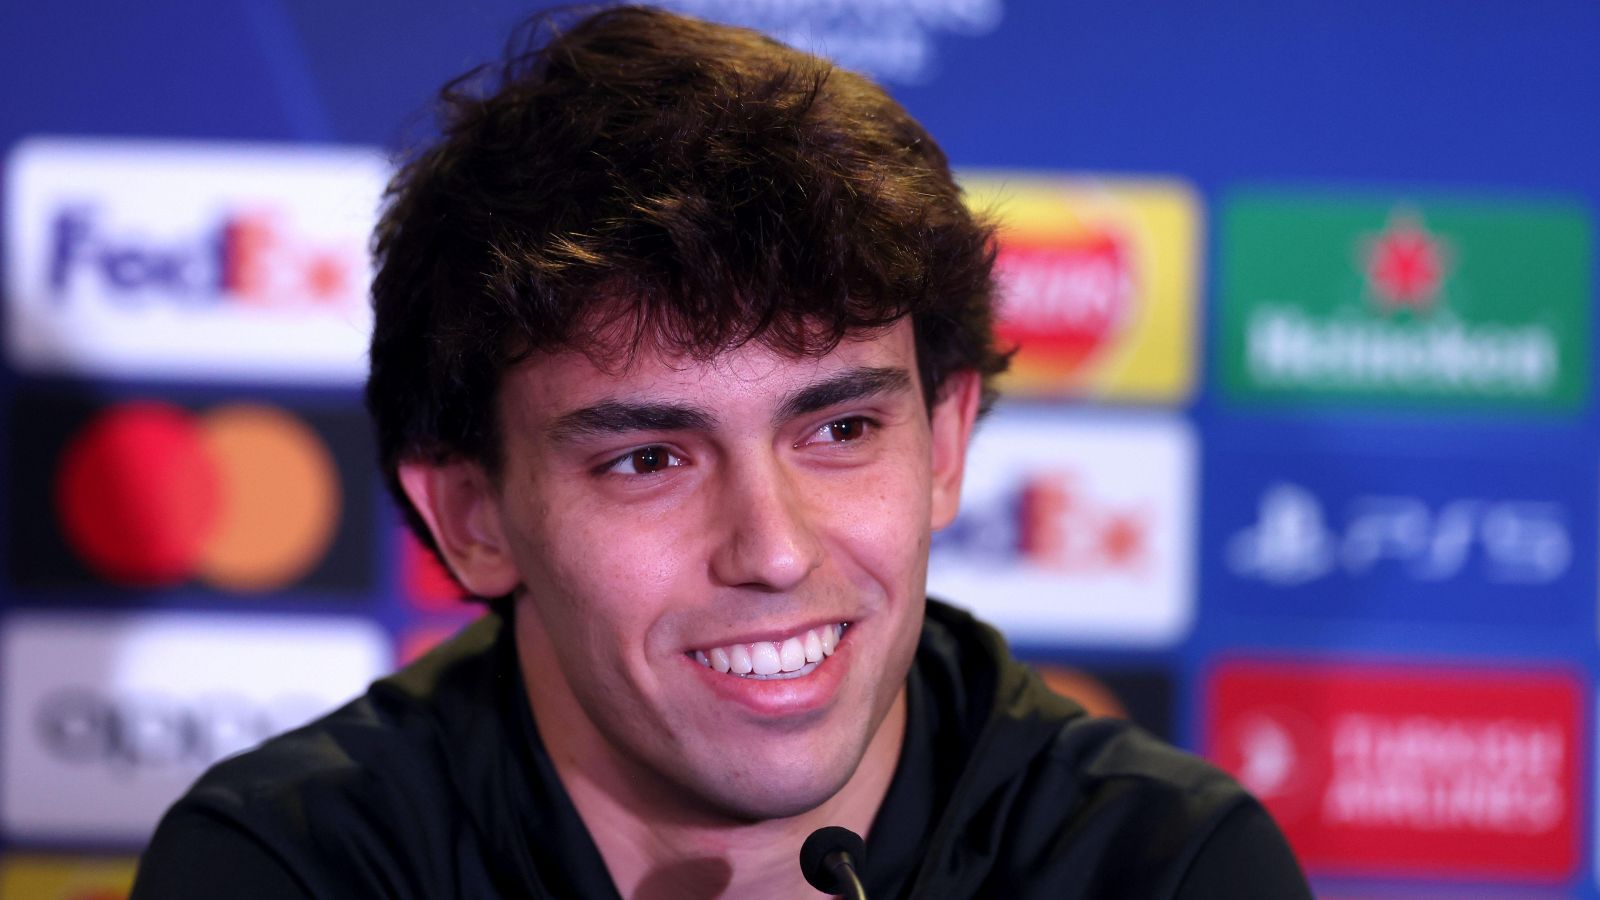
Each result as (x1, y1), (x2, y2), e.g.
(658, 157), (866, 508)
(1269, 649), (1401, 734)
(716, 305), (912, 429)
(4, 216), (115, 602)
(4, 137), (389, 383)
(994, 231), (1133, 371)
(960, 173), (1201, 403)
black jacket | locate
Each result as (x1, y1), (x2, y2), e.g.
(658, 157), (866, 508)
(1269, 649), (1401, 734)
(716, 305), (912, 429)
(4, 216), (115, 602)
(133, 601), (1311, 898)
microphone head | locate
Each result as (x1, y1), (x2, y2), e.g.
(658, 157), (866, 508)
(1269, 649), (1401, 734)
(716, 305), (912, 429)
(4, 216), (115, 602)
(799, 825), (867, 894)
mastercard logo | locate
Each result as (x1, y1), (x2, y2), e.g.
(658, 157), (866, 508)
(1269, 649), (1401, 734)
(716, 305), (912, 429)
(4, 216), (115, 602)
(53, 401), (341, 591)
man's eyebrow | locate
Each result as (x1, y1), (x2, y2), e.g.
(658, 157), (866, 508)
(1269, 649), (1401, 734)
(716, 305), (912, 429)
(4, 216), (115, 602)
(775, 366), (914, 423)
(546, 401), (716, 443)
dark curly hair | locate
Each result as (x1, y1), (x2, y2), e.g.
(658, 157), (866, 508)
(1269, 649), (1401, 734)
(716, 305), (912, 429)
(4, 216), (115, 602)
(367, 4), (1006, 563)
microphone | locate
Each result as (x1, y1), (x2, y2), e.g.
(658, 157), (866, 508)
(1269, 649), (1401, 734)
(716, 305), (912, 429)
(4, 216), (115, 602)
(799, 826), (868, 900)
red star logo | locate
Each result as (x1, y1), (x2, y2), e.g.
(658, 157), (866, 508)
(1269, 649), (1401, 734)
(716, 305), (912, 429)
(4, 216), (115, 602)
(1360, 210), (1452, 312)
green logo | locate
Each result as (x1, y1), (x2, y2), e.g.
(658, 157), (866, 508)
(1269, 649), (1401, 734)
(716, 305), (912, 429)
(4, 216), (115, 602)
(1218, 193), (1592, 412)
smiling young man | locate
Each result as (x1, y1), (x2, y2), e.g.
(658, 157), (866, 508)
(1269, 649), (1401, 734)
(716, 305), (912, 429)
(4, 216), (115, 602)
(133, 6), (1310, 899)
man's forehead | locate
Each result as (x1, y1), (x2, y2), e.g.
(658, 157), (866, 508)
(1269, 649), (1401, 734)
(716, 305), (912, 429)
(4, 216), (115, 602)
(560, 297), (905, 372)
(504, 320), (919, 421)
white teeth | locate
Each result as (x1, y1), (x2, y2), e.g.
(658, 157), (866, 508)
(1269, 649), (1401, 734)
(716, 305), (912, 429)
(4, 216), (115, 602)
(691, 623), (848, 678)
(751, 642), (782, 675)
(803, 630), (824, 663)
(779, 637), (806, 672)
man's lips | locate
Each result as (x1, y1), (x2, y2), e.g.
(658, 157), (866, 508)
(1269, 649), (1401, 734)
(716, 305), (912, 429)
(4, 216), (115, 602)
(688, 622), (848, 680)
(685, 621), (856, 719)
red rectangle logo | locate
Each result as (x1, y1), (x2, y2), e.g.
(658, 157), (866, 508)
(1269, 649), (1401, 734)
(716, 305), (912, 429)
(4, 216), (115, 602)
(400, 528), (470, 612)
(1204, 660), (1580, 881)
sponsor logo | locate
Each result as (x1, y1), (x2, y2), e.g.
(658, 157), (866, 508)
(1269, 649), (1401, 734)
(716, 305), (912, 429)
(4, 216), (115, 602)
(0, 613), (390, 842)
(1205, 661), (1580, 880)
(1218, 193), (1591, 411)
(961, 173), (1201, 402)
(0, 854), (136, 900)
(1030, 663), (1173, 740)
(399, 622), (484, 665)
(4, 137), (387, 383)
(1317, 892), (1569, 900)
(1203, 448), (1587, 632)
(6, 391), (374, 595)
(656, 0), (1002, 85)
(44, 206), (348, 308)
(1229, 483), (1569, 588)
(401, 528), (469, 612)
(928, 412), (1194, 645)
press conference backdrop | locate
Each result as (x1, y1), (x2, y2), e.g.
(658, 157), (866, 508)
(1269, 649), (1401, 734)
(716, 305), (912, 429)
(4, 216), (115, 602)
(1, 1), (1595, 896)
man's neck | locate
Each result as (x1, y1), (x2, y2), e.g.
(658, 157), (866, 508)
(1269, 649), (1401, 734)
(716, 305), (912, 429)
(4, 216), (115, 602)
(514, 618), (907, 900)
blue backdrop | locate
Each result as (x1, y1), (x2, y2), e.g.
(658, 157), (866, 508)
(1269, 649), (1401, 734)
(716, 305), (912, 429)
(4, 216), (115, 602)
(2, 1), (1597, 896)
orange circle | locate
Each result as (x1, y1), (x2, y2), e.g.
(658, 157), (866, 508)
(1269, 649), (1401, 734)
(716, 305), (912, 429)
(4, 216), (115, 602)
(1035, 665), (1129, 720)
(193, 404), (341, 592)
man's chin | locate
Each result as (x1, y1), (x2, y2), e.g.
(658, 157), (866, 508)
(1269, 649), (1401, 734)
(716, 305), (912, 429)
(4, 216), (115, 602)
(700, 780), (847, 824)
(683, 753), (860, 824)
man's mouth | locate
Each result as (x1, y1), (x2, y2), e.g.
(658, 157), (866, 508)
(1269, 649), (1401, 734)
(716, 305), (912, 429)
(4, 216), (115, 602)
(689, 623), (847, 681)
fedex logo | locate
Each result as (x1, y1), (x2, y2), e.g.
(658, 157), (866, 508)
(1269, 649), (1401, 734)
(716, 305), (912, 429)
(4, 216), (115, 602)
(1228, 482), (1570, 587)
(927, 412), (1194, 646)
(935, 471), (1149, 573)
(45, 206), (349, 306)
(1202, 448), (1590, 632)
(4, 137), (388, 383)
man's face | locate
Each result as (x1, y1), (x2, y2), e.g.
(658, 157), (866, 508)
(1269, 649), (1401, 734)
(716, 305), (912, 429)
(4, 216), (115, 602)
(480, 319), (973, 821)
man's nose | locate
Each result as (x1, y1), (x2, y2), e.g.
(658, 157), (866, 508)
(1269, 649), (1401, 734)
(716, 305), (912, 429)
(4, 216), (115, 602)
(708, 455), (824, 592)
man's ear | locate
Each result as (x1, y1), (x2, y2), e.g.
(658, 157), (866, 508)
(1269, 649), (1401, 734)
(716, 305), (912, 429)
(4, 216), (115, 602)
(929, 369), (982, 531)
(397, 460), (521, 598)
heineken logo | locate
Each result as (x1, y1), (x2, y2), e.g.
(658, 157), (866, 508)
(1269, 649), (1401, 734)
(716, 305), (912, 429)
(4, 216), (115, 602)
(1219, 193), (1591, 411)
(1361, 209), (1451, 312)
(1244, 308), (1558, 396)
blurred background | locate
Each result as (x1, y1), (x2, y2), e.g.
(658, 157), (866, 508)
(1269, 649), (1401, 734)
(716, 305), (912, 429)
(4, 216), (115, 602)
(1, 1), (1597, 896)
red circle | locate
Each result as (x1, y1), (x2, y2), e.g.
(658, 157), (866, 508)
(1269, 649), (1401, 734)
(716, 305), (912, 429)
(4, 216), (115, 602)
(54, 402), (222, 587)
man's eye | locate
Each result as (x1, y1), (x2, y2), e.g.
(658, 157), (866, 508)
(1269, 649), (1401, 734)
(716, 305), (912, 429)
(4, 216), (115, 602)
(606, 446), (684, 475)
(812, 417), (872, 444)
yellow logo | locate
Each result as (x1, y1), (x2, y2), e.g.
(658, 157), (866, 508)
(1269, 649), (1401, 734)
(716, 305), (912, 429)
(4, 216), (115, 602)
(0, 854), (136, 899)
(960, 173), (1201, 402)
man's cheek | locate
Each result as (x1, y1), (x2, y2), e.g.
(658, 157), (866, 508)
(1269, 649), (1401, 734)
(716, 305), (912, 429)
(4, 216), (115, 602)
(834, 478), (928, 553)
(552, 513), (664, 585)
